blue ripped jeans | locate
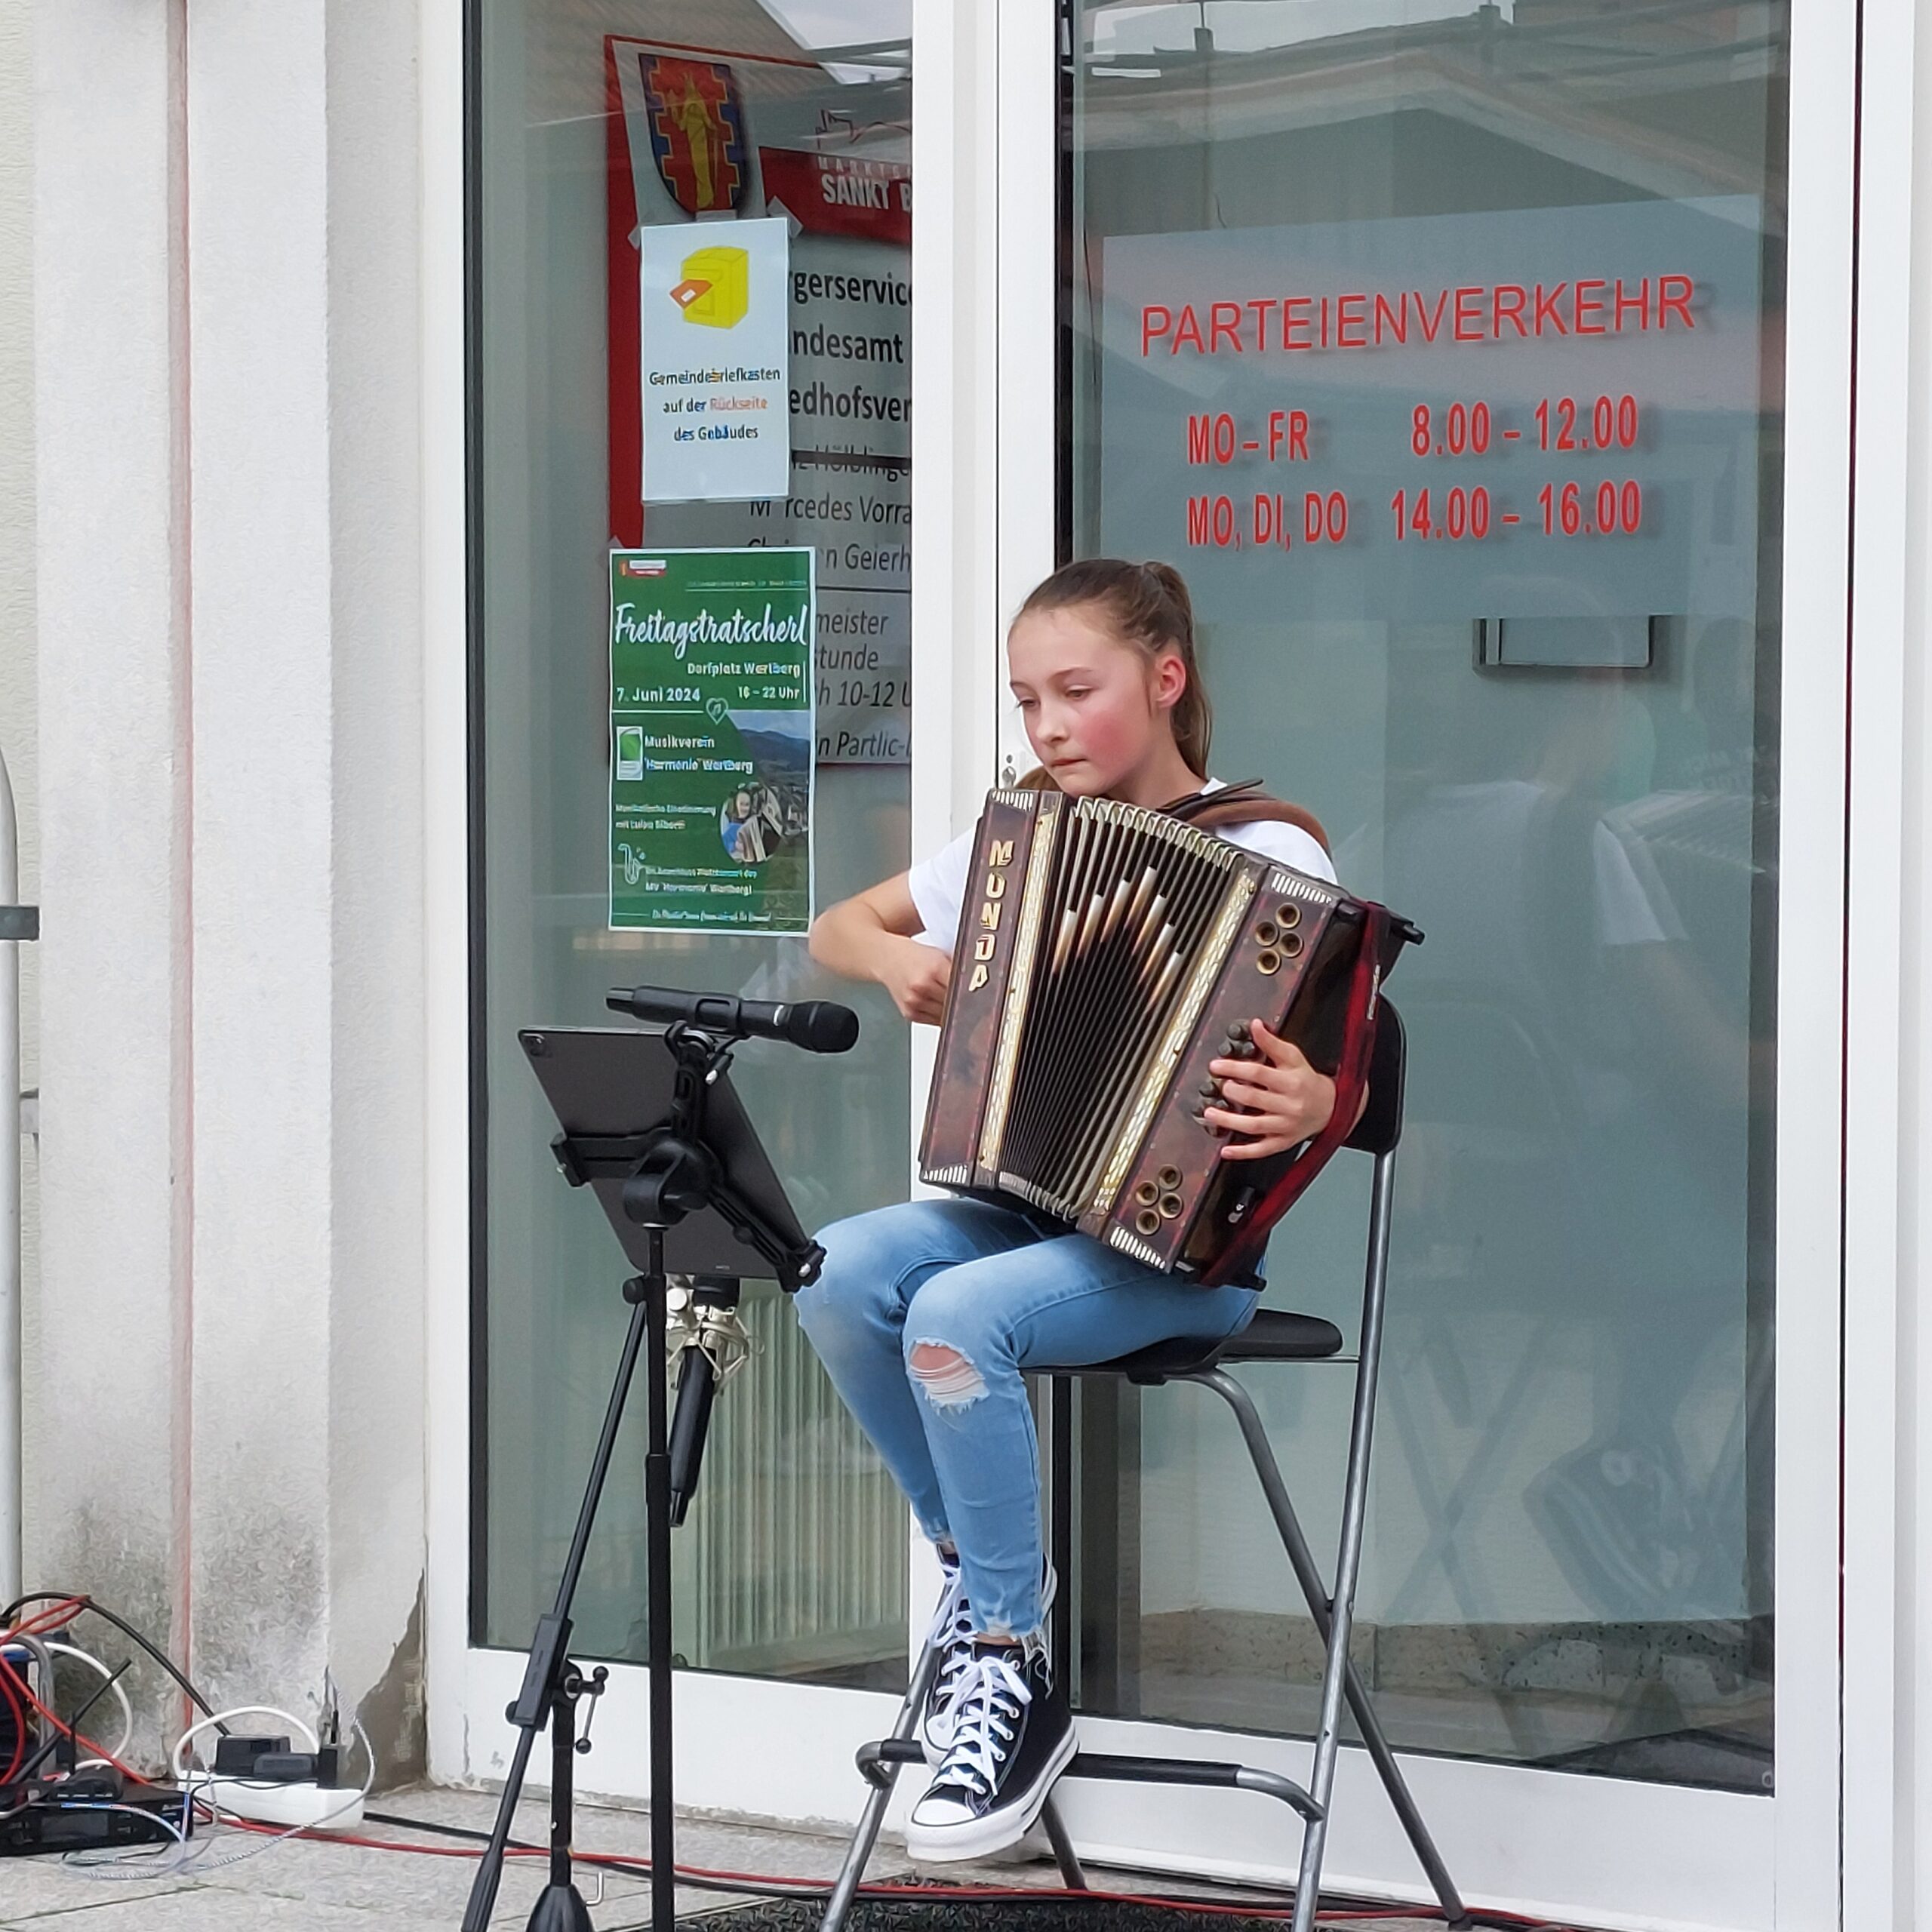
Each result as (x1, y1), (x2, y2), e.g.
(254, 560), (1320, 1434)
(794, 1198), (1259, 1642)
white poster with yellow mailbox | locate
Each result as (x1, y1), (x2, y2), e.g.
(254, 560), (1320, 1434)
(640, 215), (791, 503)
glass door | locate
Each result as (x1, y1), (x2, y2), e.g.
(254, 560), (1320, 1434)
(465, 0), (919, 1814)
(992, 2), (1844, 1921)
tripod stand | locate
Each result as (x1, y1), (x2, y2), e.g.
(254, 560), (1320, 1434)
(462, 1020), (823, 1932)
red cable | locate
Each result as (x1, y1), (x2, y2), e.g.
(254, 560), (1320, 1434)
(215, 1816), (1548, 1928)
(8, 1676), (142, 1781)
(0, 1604), (1561, 1932)
(0, 1657), (27, 1786)
(0, 1601), (88, 1787)
(3, 1598), (85, 1644)
(0, 1598), (146, 1784)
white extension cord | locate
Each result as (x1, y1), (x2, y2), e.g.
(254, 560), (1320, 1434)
(191, 1777), (366, 1832)
(171, 1704), (374, 1840)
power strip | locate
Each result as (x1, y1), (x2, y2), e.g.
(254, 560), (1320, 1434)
(193, 1777), (365, 1832)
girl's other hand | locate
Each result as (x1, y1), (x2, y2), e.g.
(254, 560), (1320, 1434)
(809, 872), (950, 1021)
(1206, 1020), (1349, 1159)
(879, 937), (953, 1025)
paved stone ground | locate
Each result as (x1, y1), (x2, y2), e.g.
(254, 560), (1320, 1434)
(0, 1783), (1454, 1930)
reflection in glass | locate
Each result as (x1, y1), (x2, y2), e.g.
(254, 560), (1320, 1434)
(475, 0), (912, 1689)
(1064, 0), (1783, 1790)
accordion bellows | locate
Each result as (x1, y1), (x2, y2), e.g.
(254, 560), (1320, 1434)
(919, 789), (1411, 1278)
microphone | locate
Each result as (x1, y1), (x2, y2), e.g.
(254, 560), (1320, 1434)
(607, 985), (860, 1054)
(666, 1347), (717, 1528)
(666, 1278), (755, 1527)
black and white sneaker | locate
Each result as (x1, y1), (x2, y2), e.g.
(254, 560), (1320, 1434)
(920, 1558), (1058, 1764)
(904, 1643), (1076, 1863)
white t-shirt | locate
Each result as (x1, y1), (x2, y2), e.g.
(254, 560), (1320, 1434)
(906, 781), (1338, 950)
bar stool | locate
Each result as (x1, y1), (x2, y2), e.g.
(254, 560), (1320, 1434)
(820, 1002), (1469, 1932)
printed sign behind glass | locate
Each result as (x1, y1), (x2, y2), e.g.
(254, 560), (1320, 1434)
(640, 217), (792, 503)
(1101, 198), (1763, 638)
(608, 546), (816, 934)
(609, 38), (910, 766)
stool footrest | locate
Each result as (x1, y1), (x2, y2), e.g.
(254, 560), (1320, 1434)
(855, 1737), (1322, 1823)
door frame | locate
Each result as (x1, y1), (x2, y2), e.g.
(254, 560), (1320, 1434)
(420, 0), (1878, 1918)
(973, 0), (1861, 1925)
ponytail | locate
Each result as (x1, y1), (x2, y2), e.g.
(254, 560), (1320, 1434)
(1014, 558), (1212, 777)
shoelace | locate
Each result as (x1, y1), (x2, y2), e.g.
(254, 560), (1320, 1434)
(924, 1569), (977, 1719)
(926, 1562), (1057, 1737)
(932, 1626), (977, 1717)
(933, 1653), (1032, 1798)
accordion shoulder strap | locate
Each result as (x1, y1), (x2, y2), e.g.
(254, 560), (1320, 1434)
(1014, 768), (1331, 855)
(1161, 778), (1331, 856)
(1199, 903), (1388, 1288)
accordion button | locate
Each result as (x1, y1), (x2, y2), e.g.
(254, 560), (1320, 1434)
(1198, 1080), (1218, 1099)
(1226, 1022), (1248, 1044)
(1158, 1164), (1183, 1189)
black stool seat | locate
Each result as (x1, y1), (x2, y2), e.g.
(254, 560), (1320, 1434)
(1084, 1308), (1346, 1385)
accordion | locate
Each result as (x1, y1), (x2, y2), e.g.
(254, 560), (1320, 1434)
(918, 789), (1418, 1283)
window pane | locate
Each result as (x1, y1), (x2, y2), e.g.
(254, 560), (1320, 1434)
(1064, 0), (1783, 1790)
(475, 0), (913, 1690)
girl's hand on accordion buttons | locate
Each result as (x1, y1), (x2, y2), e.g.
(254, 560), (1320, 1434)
(1206, 1020), (1338, 1160)
(880, 937), (954, 1025)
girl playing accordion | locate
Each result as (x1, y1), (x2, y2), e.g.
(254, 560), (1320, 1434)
(800, 559), (1343, 1861)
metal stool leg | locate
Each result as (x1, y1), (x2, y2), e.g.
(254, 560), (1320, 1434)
(1287, 1150), (1405, 1932)
(1040, 1794), (1089, 1890)
(820, 1638), (942, 1932)
(1041, 1374), (1091, 1891)
(1195, 1364), (1467, 1924)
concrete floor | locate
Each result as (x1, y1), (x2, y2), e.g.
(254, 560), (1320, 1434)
(0, 1783), (1447, 1930)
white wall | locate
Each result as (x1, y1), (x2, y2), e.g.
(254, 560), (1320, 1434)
(31, 0), (427, 1777)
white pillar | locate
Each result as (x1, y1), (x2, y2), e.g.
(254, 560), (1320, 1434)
(183, 0), (338, 1716)
(31, 0), (192, 1742)
(183, 0), (426, 1755)
(32, 0), (426, 1772)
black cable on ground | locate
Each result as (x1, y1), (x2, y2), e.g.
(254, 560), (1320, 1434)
(363, 1807), (540, 1854)
(1, 1592), (226, 1727)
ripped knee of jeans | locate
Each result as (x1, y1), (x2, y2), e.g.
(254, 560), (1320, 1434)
(908, 1339), (988, 1408)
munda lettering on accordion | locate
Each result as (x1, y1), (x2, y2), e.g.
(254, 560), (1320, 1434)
(918, 789), (1420, 1284)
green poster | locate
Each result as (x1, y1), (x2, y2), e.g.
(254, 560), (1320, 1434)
(608, 546), (816, 933)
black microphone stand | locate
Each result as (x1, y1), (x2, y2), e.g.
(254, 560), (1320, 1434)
(461, 1022), (823, 1932)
